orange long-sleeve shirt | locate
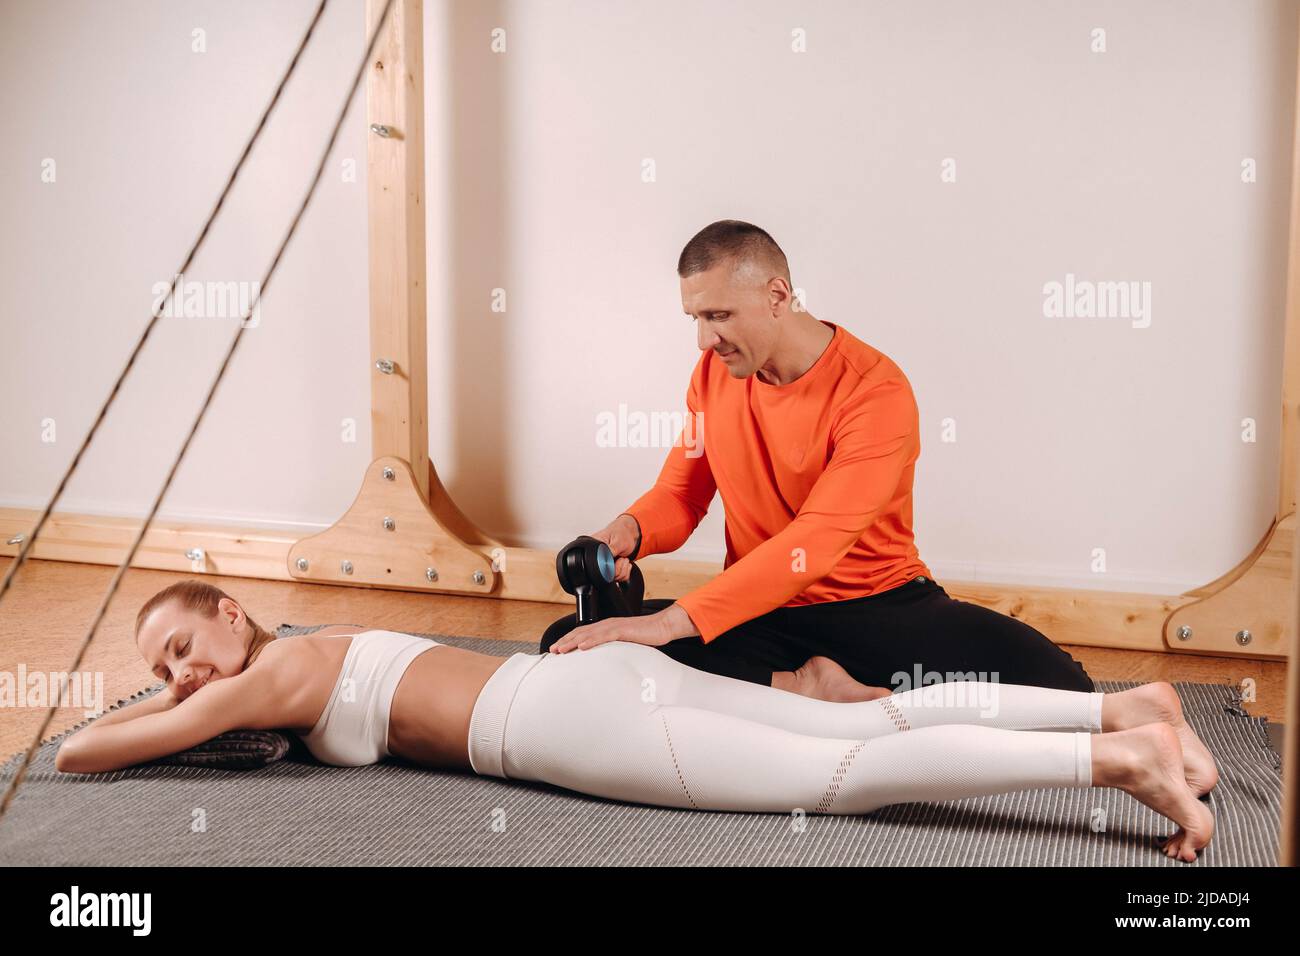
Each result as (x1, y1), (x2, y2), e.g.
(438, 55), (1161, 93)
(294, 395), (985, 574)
(622, 320), (931, 643)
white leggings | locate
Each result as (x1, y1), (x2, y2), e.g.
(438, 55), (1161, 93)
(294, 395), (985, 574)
(467, 641), (1104, 815)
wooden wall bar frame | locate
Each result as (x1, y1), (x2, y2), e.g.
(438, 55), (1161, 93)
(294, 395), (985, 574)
(0, 0), (1292, 654)
(0, 1), (1297, 776)
(365, 0), (430, 501)
(283, 0), (497, 595)
(0, 0), (1295, 650)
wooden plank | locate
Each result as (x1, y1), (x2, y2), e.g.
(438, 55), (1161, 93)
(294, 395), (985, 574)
(942, 581), (1173, 653)
(0, 505), (1263, 656)
(366, 0), (429, 500)
(0, 508), (296, 581)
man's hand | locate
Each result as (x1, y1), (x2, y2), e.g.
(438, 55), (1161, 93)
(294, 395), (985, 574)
(587, 513), (641, 583)
(549, 603), (699, 654)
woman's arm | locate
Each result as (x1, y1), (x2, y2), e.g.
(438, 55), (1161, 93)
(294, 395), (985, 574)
(55, 660), (284, 774)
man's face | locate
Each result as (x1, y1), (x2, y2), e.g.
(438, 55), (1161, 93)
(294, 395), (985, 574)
(680, 259), (780, 379)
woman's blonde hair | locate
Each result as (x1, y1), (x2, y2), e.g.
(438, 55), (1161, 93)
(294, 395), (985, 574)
(135, 579), (276, 667)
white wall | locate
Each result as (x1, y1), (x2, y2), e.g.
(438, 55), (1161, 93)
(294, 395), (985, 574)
(1, 0), (1296, 595)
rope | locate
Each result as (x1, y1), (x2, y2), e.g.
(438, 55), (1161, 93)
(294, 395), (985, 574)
(0, 0), (329, 610)
(0, 0), (398, 822)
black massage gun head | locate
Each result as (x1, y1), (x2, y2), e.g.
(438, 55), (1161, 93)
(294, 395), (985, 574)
(552, 535), (646, 632)
(556, 535), (616, 596)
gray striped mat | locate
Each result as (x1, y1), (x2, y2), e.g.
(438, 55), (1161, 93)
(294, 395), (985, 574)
(0, 625), (1282, 866)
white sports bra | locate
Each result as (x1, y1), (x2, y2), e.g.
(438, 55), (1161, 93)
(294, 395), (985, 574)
(298, 629), (441, 766)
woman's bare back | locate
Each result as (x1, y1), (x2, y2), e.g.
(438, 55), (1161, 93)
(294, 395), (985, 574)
(267, 627), (507, 770)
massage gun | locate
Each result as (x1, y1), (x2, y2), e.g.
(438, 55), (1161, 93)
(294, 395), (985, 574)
(555, 534), (645, 625)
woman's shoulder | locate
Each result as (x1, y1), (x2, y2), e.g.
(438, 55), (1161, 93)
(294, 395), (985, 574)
(253, 629), (357, 674)
(244, 631), (363, 731)
(254, 628), (404, 674)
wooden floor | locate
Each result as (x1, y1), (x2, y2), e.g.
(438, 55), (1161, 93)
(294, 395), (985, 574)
(0, 556), (1289, 761)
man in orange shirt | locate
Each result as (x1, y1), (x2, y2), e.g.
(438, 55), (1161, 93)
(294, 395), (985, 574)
(545, 220), (1092, 700)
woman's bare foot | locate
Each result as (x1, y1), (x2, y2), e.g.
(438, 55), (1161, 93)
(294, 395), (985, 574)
(1102, 682), (1218, 797)
(1093, 723), (1215, 863)
(772, 656), (893, 702)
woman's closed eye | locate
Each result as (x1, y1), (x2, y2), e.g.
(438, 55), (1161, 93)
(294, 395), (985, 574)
(153, 639), (190, 682)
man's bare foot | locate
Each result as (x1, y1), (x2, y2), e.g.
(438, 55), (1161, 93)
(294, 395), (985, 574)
(773, 656), (893, 703)
(1102, 682), (1218, 797)
(1093, 723), (1215, 863)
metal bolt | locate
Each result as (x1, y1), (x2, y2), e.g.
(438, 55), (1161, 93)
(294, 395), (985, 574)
(1176, 625), (1193, 642)
(426, 567), (438, 582)
(185, 548), (205, 562)
(369, 123), (392, 138)
(472, 570), (486, 585)
(375, 358), (394, 374)
(383, 517), (395, 531)
(296, 557), (309, 572)
(1235, 629), (1252, 647)
(382, 467), (395, 481)
(342, 560), (354, 575)
(7, 534), (25, 546)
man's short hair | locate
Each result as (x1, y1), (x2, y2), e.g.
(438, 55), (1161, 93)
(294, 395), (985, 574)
(677, 220), (791, 284)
